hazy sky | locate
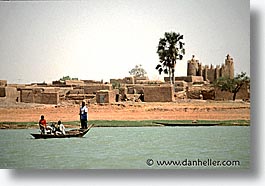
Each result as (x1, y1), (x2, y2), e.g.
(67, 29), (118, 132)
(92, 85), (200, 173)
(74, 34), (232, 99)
(0, 0), (249, 84)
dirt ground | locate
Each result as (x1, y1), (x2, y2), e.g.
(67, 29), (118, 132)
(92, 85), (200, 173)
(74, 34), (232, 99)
(0, 99), (250, 122)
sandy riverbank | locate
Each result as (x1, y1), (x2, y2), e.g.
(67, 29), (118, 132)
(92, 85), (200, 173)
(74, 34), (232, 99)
(0, 99), (250, 128)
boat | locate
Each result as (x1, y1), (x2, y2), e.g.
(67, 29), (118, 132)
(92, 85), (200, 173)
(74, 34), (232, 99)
(153, 122), (220, 127)
(31, 124), (94, 139)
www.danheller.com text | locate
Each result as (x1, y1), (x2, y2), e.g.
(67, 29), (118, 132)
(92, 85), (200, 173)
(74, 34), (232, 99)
(146, 158), (241, 167)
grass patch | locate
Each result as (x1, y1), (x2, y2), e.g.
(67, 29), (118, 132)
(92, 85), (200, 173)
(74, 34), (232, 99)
(0, 121), (37, 125)
(0, 120), (250, 129)
(89, 120), (158, 127)
(85, 120), (249, 127)
(154, 120), (250, 126)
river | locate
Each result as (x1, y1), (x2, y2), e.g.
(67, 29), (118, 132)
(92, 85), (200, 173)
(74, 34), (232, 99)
(0, 126), (250, 169)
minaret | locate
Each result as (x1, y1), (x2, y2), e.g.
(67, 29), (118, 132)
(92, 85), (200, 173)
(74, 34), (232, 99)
(187, 55), (198, 76)
(225, 54), (234, 79)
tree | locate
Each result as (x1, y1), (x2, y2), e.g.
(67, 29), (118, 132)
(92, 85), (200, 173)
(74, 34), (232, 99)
(59, 76), (78, 81)
(156, 32), (185, 84)
(214, 72), (250, 101)
(129, 64), (147, 77)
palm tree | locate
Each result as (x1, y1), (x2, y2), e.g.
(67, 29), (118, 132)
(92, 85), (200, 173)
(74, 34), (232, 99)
(156, 32), (185, 84)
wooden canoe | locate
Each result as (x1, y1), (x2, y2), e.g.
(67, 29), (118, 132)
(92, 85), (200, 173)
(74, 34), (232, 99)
(153, 122), (220, 127)
(31, 124), (94, 139)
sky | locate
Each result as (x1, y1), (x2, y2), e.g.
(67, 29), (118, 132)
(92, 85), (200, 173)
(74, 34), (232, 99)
(0, 0), (249, 84)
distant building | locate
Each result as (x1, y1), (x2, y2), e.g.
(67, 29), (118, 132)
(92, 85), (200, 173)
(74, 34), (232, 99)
(187, 54), (234, 83)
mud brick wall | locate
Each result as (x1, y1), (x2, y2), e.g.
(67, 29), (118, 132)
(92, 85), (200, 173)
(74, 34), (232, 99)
(110, 77), (135, 84)
(127, 86), (135, 94)
(108, 91), (116, 103)
(20, 89), (34, 103)
(69, 89), (85, 94)
(32, 88), (44, 94)
(5, 87), (19, 99)
(66, 94), (95, 101)
(8, 84), (26, 89)
(187, 86), (215, 100)
(135, 80), (162, 84)
(164, 77), (176, 82)
(214, 89), (230, 100)
(124, 77), (134, 84)
(125, 85), (145, 94)
(175, 81), (187, 92)
(110, 78), (125, 84)
(119, 87), (127, 100)
(57, 87), (72, 97)
(215, 83), (249, 100)
(96, 90), (116, 103)
(134, 85), (144, 94)
(207, 68), (216, 83)
(0, 87), (20, 102)
(165, 76), (204, 83)
(52, 80), (66, 86)
(201, 88), (215, 100)
(175, 91), (187, 99)
(83, 84), (112, 94)
(52, 80), (84, 87)
(134, 76), (148, 81)
(82, 80), (102, 84)
(187, 87), (202, 99)
(43, 87), (59, 93)
(165, 76), (189, 82)
(144, 85), (174, 102)
(65, 80), (85, 86)
(34, 92), (59, 104)
(235, 83), (250, 100)
(0, 87), (5, 97)
(190, 76), (204, 83)
(134, 76), (151, 84)
(0, 80), (7, 87)
(20, 89), (59, 104)
(175, 87), (185, 92)
(119, 87), (127, 94)
(125, 94), (141, 101)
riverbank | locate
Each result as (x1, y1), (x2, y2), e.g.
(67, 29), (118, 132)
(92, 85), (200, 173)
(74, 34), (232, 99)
(0, 100), (250, 122)
(0, 119), (250, 129)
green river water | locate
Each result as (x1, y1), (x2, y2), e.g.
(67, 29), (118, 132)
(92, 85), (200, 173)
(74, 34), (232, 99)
(0, 126), (250, 169)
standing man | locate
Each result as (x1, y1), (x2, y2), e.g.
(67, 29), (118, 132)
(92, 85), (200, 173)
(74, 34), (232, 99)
(79, 100), (88, 129)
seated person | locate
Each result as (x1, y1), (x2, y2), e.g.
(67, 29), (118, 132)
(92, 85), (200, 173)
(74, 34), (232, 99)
(39, 115), (47, 134)
(48, 122), (57, 135)
(55, 120), (65, 135)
